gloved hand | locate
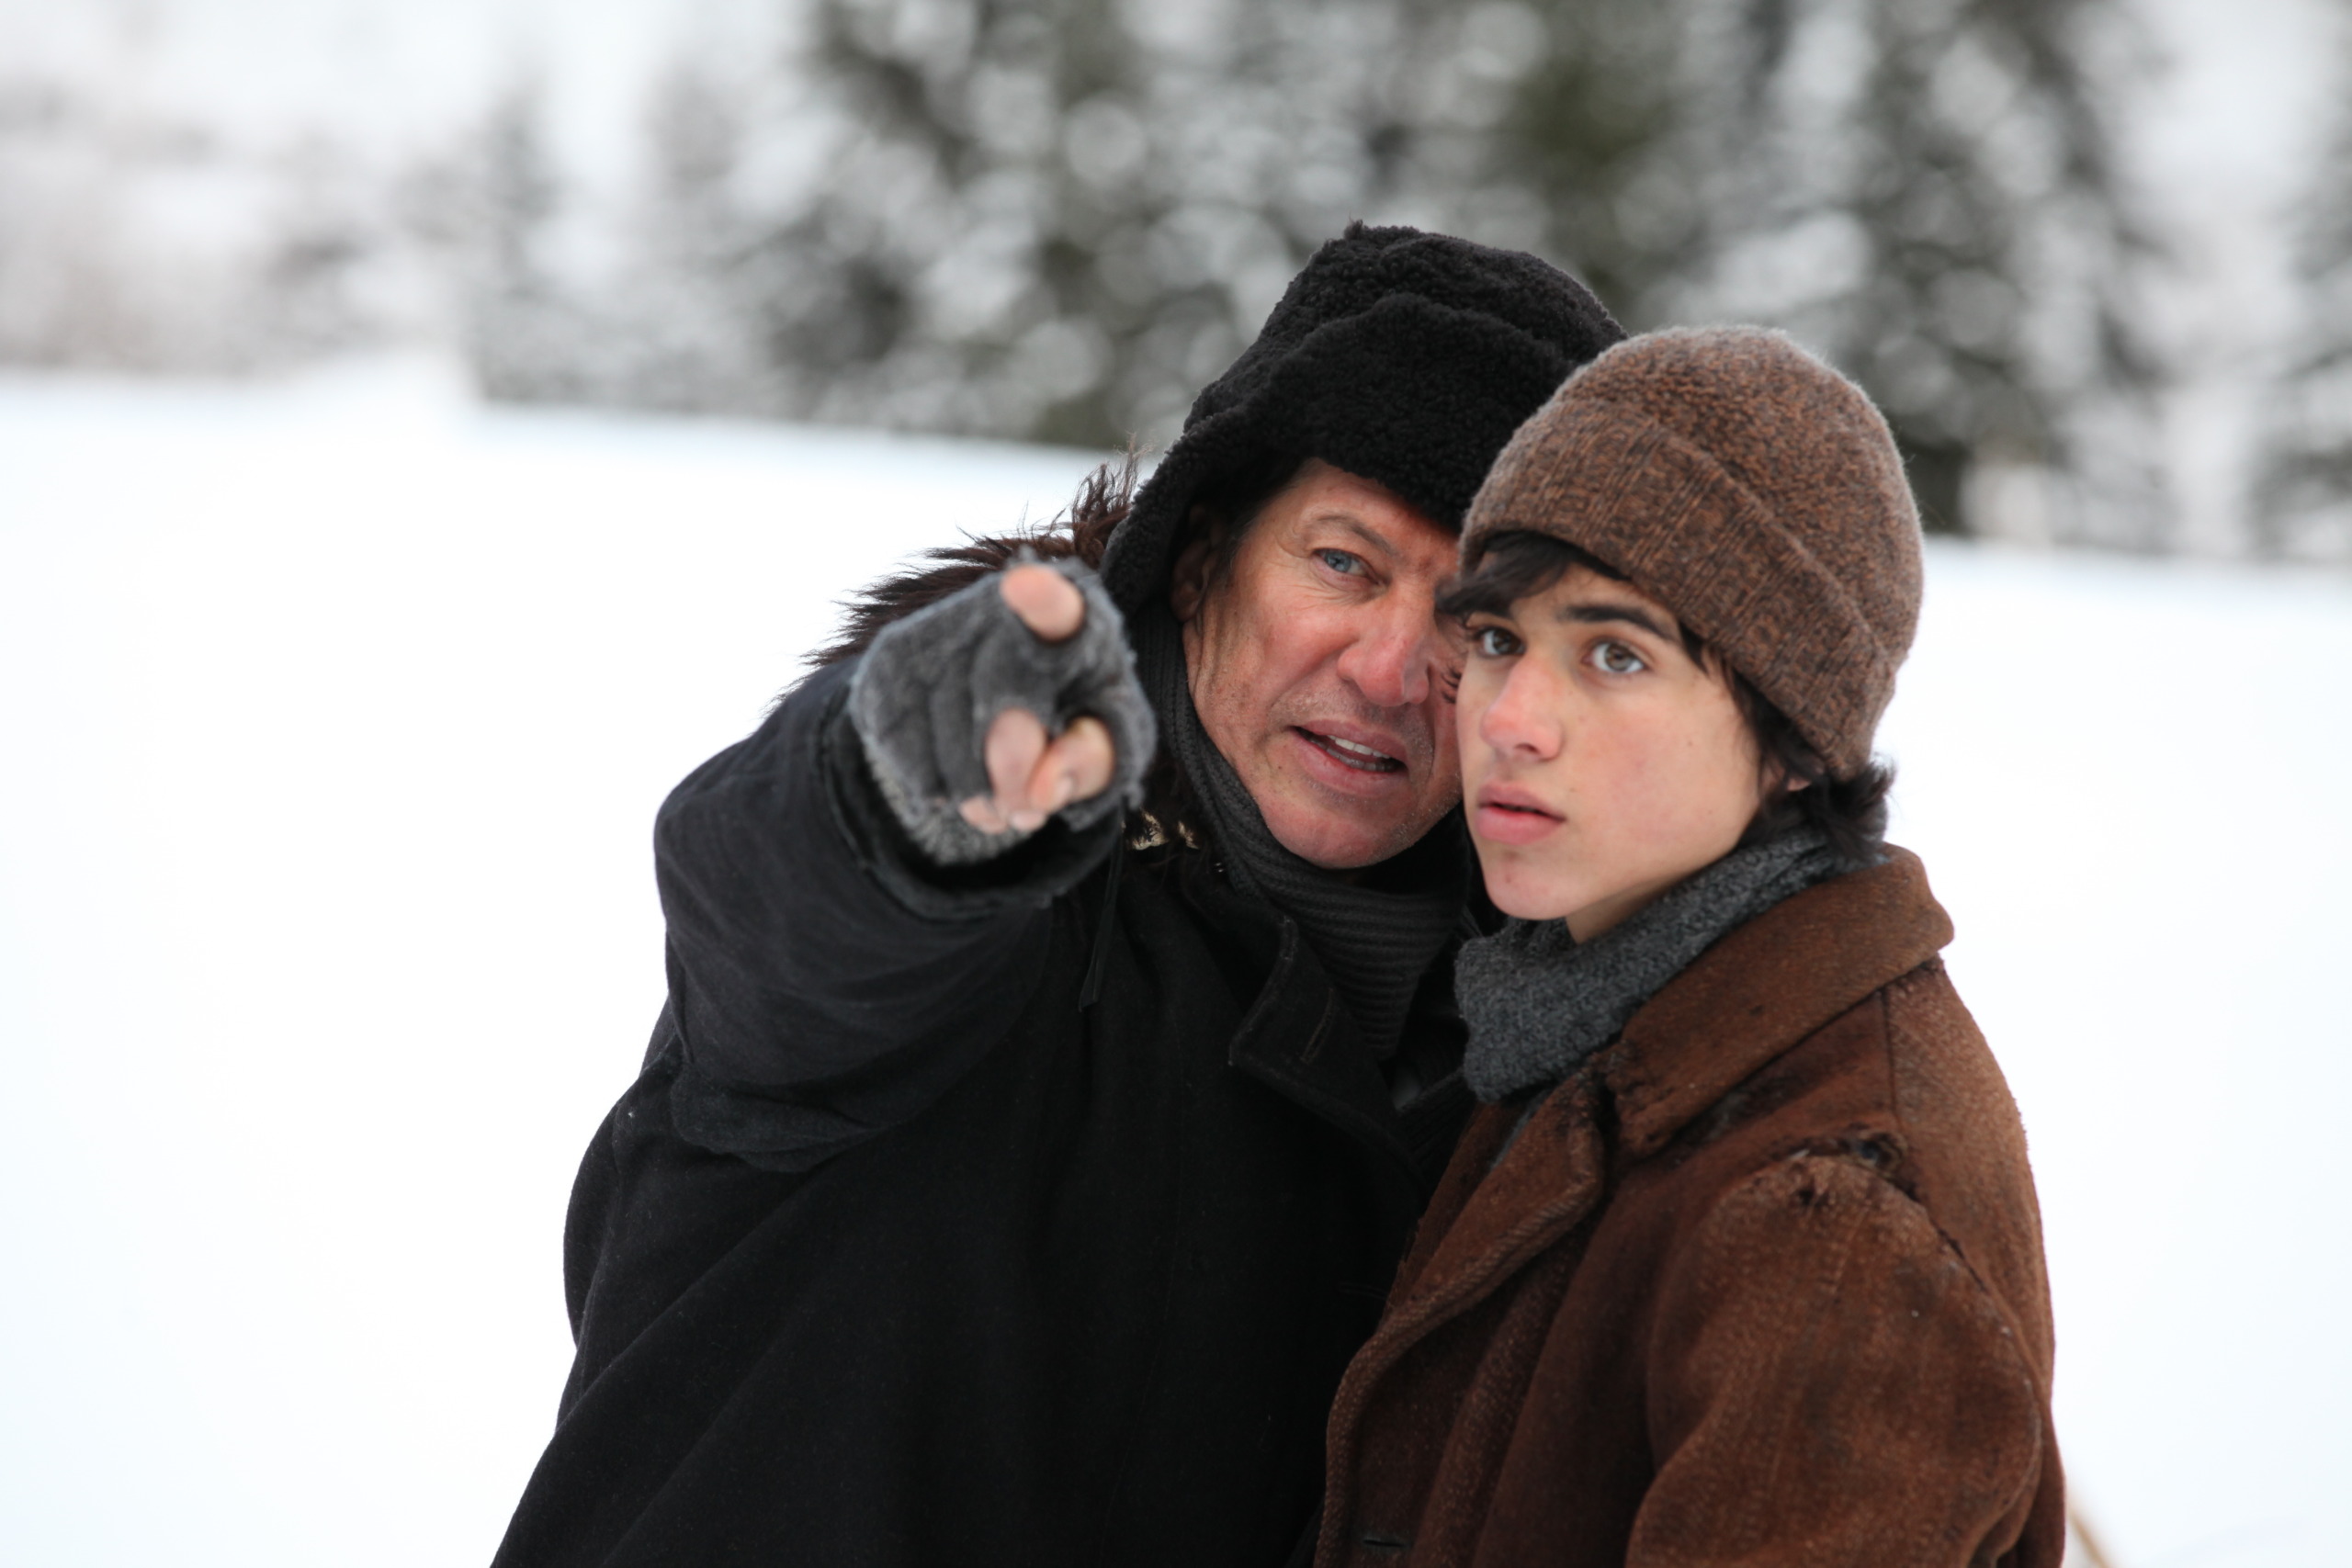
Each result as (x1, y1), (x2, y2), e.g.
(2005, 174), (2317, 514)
(847, 558), (1158, 866)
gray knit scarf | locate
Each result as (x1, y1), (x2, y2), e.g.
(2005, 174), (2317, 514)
(1458, 828), (1844, 1102)
(1133, 605), (1466, 1059)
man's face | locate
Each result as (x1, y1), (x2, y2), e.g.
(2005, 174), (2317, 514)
(1171, 459), (1465, 870)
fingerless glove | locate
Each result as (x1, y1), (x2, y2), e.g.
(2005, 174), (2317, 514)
(846, 558), (1158, 865)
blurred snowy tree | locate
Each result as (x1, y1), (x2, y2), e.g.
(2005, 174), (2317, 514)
(581, 0), (2161, 543)
(2255, 14), (2352, 561)
(0, 76), (175, 367)
(444, 81), (607, 403)
(1478, 0), (1701, 325)
(1654, 0), (2166, 541)
(0, 0), (2166, 546)
(590, 0), (1650, 443)
(0, 73), (402, 373)
(630, 0), (1521, 446)
(609, 62), (777, 412)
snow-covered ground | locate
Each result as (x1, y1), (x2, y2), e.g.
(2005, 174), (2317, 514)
(1, 363), (2346, 1568)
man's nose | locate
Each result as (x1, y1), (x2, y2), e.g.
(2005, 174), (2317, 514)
(1336, 605), (1441, 709)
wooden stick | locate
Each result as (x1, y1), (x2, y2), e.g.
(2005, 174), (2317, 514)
(2067, 1501), (2120, 1568)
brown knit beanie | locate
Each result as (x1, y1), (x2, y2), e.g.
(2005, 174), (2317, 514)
(1461, 326), (1923, 779)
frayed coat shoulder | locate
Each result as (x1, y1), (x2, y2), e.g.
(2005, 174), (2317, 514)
(1317, 849), (2064, 1568)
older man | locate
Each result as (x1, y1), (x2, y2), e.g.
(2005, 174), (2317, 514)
(493, 225), (1620, 1568)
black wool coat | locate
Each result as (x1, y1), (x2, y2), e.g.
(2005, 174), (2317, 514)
(491, 660), (1474, 1568)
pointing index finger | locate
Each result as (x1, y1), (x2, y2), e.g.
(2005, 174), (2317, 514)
(1000, 563), (1086, 643)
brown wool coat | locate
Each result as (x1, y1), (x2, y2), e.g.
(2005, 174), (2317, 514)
(1317, 851), (2064, 1568)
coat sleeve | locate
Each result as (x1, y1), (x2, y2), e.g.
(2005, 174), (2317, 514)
(650, 658), (1121, 1170)
(1629, 1153), (2054, 1568)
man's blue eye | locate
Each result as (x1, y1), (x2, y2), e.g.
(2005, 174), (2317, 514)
(1317, 549), (1363, 574)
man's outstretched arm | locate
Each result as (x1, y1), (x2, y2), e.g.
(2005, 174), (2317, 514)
(650, 562), (1155, 1170)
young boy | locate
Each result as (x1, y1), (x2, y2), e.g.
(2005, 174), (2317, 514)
(1316, 328), (2063, 1568)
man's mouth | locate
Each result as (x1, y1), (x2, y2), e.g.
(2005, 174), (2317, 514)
(1295, 727), (1404, 773)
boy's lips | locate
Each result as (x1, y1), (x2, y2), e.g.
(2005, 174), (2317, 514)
(1472, 784), (1564, 846)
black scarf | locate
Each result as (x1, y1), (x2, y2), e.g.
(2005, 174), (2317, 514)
(1133, 605), (1465, 1059)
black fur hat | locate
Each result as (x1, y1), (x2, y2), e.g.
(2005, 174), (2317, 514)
(1098, 222), (1624, 616)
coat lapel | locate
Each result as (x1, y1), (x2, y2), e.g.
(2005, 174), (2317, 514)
(1317, 1075), (1610, 1565)
(1202, 878), (1428, 1181)
(1336, 850), (1955, 1417)
(1601, 848), (1952, 1159)
(1396, 1079), (1609, 1321)
(1337, 1077), (1609, 1415)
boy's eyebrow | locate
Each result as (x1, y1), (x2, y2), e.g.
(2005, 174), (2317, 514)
(1556, 600), (1677, 641)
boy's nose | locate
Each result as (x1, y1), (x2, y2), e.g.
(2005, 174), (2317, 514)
(1479, 664), (1564, 759)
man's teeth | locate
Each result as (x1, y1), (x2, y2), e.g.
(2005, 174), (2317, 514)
(1310, 731), (1400, 770)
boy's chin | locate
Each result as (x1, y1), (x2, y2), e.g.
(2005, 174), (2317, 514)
(1475, 850), (1586, 924)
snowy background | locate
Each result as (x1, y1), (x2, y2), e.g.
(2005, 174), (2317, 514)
(4, 360), (2348, 1568)
(3, 1), (2350, 1566)
(5, 0), (2352, 555)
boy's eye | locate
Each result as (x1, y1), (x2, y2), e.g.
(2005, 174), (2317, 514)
(1590, 638), (1647, 675)
(1471, 624), (1522, 658)
(1316, 548), (1365, 576)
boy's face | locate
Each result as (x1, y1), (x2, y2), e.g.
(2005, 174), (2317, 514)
(1456, 565), (1765, 939)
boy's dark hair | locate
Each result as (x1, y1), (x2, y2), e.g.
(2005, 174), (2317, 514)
(1439, 531), (1893, 871)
